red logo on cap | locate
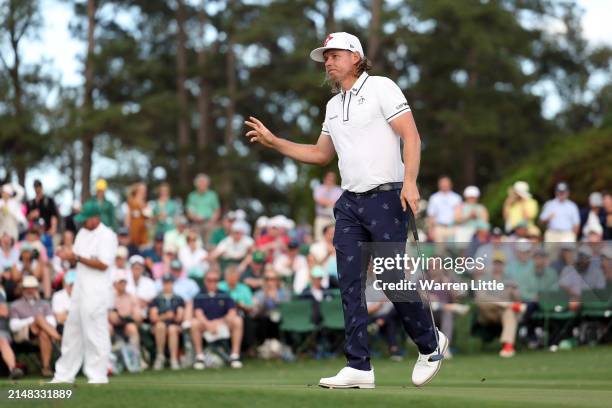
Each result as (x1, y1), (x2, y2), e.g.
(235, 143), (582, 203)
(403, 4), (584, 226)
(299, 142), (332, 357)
(323, 35), (334, 46)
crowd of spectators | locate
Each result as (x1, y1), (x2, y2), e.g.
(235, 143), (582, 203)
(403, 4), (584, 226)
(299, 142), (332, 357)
(0, 173), (610, 379)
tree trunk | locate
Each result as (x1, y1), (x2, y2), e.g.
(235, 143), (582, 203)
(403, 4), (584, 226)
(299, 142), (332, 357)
(196, 0), (210, 169)
(176, 0), (190, 190)
(325, 0), (335, 33)
(368, 0), (382, 65)
(224, 34), (236, 148)
(6, 0), (26, 185)
(80, 0), (96, 202)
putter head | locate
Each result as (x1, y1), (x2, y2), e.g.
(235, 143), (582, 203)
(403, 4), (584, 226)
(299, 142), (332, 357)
(428, 353), (444, 362)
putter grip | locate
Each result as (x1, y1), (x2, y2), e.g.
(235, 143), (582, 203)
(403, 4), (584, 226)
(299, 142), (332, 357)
(407, 206), (419, 242)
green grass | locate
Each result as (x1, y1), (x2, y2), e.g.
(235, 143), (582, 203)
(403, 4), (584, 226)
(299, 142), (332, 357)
(2, 346), (612, 407)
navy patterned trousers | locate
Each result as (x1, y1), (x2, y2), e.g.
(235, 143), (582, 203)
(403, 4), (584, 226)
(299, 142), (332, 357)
(333, 188), (437, 370)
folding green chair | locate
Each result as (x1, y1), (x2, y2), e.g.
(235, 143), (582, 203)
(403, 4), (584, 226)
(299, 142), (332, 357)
(534, 290), (578, 346)
(320, 298), (345, 331)
(279, 300), (318, 353)
(580, 288), (612, 343)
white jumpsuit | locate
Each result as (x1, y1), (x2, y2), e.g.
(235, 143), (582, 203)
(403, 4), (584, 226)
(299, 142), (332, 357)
(53, 222), (117, 383)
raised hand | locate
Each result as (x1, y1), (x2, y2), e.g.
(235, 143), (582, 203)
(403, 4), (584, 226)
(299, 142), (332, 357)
(244, 116), (277, 148)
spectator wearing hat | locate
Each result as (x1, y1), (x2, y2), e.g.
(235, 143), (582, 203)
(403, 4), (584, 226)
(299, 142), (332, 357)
(83, 178), (116, 230)
(126, 255), (157, 310)
(125, 182), (152, 248)
(255, 215), (290, 257)
(209, 211), (236, 249)
(209, 221), (254, 268)
(51, 201), (118, 384)
(109, 269), (143, 359)
(26, 180), (59, 236)
(0, 183), (27, 241)
(559, 245), (606, 301)
(313, 171), (343, 242)
(506, 241), (540, 303)
(503, 181), (539, 235)
(238, 250), (267, 292)
(52, 270), (76, 333)
(540, 182), (580, 243)
(474, 227), (514, 272)
(141, 233), (166, 280)
(149, 274), (185, 370)
(117, 227), (139, 258)
(186, 173), (221, 243)
(152, 183), (178, 237)
(579, 192), (606, 241)
(454, 186), (489, 243)
(0, 280), (24, 379)
(16, 241), (48, 299)
(426, 175), (462, 243)
(273, 239), (310, 294)
(191, 268), (244, 369)
(178, 230), (210, 281)
(474, 251), (524, 357)
(9, 276), (61, 377)
(159, 259), (200, 302)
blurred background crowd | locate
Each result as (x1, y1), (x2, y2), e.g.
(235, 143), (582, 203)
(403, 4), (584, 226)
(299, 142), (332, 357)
(0, 172), (610, 379)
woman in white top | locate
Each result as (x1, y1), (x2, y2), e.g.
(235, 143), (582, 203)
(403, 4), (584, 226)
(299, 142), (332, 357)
(0, 184), (26, 242)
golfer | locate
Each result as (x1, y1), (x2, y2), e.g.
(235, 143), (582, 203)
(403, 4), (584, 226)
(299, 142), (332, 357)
(51, 201), (118, 384)
(245, 32), (447, 388)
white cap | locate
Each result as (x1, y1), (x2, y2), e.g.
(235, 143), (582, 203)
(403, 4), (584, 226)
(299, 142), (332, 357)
(231, 220), (249, 234)
(463, 186), (480, 198)
(129, 254), (145, 266)
(513, 181), (532, 199)
(256, 216), (269, 229)
(116, 246), (129, 259)
(589, 192), (603, 207)
(310, 32), (365, 63)
(268, 215), (286, 229)
(234, 209), (247, 220)
(112, 268), (129, 283)
(516, 239), (532, 253)
(1, 184), (13, 195)
(22, 275), (40, 288)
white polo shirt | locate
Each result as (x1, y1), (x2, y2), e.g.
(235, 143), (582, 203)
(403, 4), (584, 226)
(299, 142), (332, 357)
(321, 72), (411, 193)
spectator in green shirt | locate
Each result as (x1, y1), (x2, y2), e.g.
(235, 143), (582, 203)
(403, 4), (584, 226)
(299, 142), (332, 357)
(84, 179), (116, 230)
(218, 264), (254, 314)
(506, 241), (538, 302)
(209, 211), (235, 248)
(186, 174), (220, 223)
(186, 173), (221, 244)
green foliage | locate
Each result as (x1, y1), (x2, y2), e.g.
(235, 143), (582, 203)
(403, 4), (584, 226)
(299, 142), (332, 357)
(482, 128), (612, 227)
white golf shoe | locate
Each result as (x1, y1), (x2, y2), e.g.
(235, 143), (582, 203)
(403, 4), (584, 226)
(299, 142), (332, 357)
(411, 329), (449, 387)
(319, 366), (375, 389)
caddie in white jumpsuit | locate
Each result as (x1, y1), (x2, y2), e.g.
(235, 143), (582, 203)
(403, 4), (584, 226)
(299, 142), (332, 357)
(51, 201), (118, 384)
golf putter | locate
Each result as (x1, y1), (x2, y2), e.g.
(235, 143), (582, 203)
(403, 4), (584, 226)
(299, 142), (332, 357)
(407, 206), (444, 362)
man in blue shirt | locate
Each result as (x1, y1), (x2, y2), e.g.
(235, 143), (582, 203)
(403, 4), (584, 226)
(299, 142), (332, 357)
(540, 182), (580, 242)
(190, 268), (243, 369)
